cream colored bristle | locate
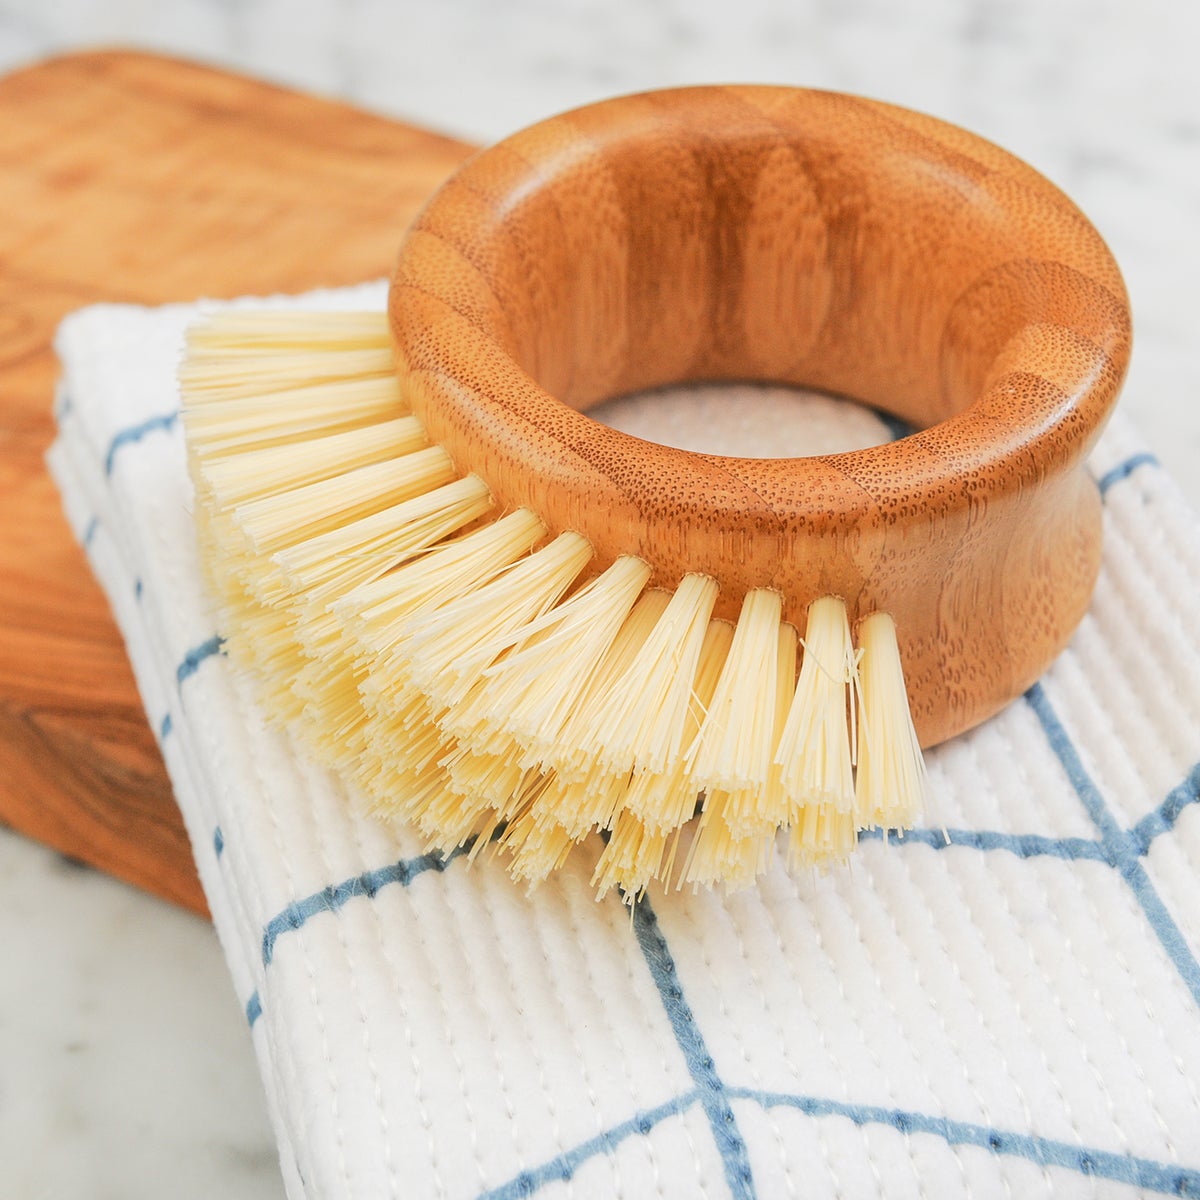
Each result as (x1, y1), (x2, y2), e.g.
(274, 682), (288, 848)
(787, 803), (857, 870)
(688, 589), (782, 793)
(428, 557), (655, 842)
(524, 768), (626, 841)
(396, 531), (595, 712)
(182, 375), (404, 457)
(439, 555), (651, 750)
(593, 812), (671, 901)
(277, 474), (495, 605)
(679, 815), (774, 893)
(355, 699), (456, 816)
(715, 620), (800, 839)
(579, 573), (719, 777)
(182, 346), (394, 393)
(362, 750), (456, 835)
(854, 611), (929, 831)
(292, 509), (546, 743)
(619, 617), (732, 835)
(417, 772), (503, 851)
(199, 416), (428, 508)
(218, 599), (310, 726)
(681, 619), (799, 889)
(775, 595), (857, 812)
(181, 308), (931, 898)
(232, 446), (454, 557)
(358, 534), (594, 809)
(443, 744), (528, 808)
(539, 608), (731, 898)
(186, 309), (392, 349)
(501, 804), (579, 886)
(540, 588), (671, 779)
(342, 509), (548, 657)
(182, 312), (394, 410)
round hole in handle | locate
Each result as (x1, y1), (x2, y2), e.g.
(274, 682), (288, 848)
(591, 381), (909, 459)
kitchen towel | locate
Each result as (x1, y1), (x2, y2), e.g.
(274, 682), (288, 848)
(49, 286), (1200, 1198)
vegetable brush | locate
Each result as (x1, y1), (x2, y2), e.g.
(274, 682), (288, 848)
(180, 85), (1131, 899)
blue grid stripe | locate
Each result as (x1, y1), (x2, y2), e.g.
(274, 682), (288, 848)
(103, 410), (179, 476)
(859, 825), (1109, 862)
(84, 287), (1188, 1193)
(1131, 763), (1200, 853)
(1096, 452), (1160, 497)
(631, 899), (756, 1198)
(736, 1088), (1200, 1195)
(479, 1085), (1200, 1198)
(1026, 682), (1200, 1008)
(175, 635), (224, 688)
(255, 785), (1200, 972)
(261, 844), (472, 965)
(477, 1091), (700, 1200)
(247, 633), (1200, 1195)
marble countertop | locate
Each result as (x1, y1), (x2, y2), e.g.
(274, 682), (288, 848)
(2, 2), (1196, 1196)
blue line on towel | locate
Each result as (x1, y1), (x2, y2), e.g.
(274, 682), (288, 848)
(1026, 682), (1200, 1008)
(858, 825), (1108, 862)
(630, 899), (757, 1200)
(480, 1080), (1200, 1199)
(159, 712), (173, 739)
(261, 844), (473, 965)
(82, 516), (99, 548)
(476, 1090), (701, 1200)
(213, 826), (225, 858)
(246, 990), (262, 1027)
(1130, 762), (1200, 853)
(732, 1087), (1200, 1196)
(175, 635), (224, 688)
(103, 410), (179, 477)
(1096, 452), (1160, 497)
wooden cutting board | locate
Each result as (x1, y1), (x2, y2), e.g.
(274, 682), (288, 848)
(0, 51), (474, 915)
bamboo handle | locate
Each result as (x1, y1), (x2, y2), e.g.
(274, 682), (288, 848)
(389, 85), (1131, 747)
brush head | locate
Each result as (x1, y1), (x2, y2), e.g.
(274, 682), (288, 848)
(182, 85), (1131, 898)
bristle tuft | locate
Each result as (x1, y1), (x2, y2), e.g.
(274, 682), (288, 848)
(182, 308), (929, 899)
(581, 574), (718, 777)
(854, 611), (929, 832)
(775, 596), (857, 813)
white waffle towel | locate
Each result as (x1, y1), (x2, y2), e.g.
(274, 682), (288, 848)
(48, 286), (1200, 1199)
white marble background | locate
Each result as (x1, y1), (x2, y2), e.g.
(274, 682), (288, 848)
(1, 2), (1196, 1196)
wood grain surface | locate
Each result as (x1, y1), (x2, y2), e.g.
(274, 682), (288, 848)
(0, 51), (472, 914)
(391, 86), (1131, 747)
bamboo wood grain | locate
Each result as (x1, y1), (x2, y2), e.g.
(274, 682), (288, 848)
(391, 85), (1131, 748)
(0, 51), (473, 913)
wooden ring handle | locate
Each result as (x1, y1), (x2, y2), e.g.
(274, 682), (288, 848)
(389, 85), (1131, 747)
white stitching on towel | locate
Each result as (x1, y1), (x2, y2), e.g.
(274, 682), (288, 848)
(348, 807), (447, 1196)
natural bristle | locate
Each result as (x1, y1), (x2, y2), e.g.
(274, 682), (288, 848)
(182, 308), (931, 901)
(583, 573), (719, 777)
(775, 596), (857, 812)
(855, 612), (929, 832)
